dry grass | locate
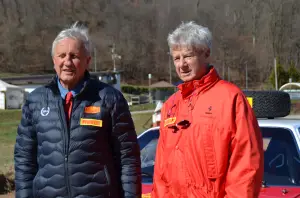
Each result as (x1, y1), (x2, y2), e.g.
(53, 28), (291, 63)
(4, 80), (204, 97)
(0, 192), (14, 198)
(0, 166), (14, 194)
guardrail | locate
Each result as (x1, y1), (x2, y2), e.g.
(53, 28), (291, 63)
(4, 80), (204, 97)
(128, 95), (152, 106)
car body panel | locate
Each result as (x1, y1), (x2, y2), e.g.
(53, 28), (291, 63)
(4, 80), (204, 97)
(259, 186), (300, 198)
(141, 186), (300, 198)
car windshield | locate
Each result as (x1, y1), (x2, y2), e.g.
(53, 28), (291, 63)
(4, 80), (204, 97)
(139, 127), (300, 186)
(141, 138), (158, 168)
(139, 129), (159, 182)
(262, 127), (300, 186)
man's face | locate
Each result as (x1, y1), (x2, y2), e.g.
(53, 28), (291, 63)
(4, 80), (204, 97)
(171, 46), (209, 82)
(53, 38), (91, 89)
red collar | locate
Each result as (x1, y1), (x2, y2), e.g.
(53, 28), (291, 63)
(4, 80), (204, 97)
(177, 66), (220, 99)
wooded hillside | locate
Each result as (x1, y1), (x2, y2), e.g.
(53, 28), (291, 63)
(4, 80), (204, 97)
(1, 0), (300, 89)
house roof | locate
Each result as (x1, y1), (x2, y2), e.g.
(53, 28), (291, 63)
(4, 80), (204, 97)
(150, 81), (175, 88)
(0, 79), (22, 91)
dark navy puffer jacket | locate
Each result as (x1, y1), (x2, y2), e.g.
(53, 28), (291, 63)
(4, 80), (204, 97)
(14, 73), (141, 198)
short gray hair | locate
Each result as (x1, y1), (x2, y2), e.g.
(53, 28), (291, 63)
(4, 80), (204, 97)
(167, 21), (212, 53)
(51, 21), (91, 56)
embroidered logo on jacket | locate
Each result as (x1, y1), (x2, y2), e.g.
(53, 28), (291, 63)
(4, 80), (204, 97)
(164, 117), (176, 127)
(80, 118), (102, 127)
(40, 107), (50, 116)
(205, 106), (213, 115)
(84, 106), (101, 114)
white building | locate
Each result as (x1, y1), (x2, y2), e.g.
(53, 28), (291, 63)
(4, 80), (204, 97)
(0, 80), (25, 109)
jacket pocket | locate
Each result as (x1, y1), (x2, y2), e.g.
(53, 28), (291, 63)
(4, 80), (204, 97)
(159, 149), (175, 186)
(192, 115), (220, 192)
(199, 116), (218, 178)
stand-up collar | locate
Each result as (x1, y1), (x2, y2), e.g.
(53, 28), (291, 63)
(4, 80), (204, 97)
(47, 70), (91, 97)
(178, 66), (220, 99)
(57, 76), (85, 99)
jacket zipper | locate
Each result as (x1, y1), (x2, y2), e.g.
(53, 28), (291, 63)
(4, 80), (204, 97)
(104, 166), (111, 197)
(58, 99), (71, 198)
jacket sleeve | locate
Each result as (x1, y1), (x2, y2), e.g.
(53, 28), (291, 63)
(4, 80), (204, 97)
(14, 98), (38, 198)
(225, 93), (264, 198)
(111, 92), (141, 198)
(152, 105), (168, 197)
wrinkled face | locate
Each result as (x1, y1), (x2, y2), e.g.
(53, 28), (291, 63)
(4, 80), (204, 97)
(171, 46), (209, 82)
(53, 38), (91, 89)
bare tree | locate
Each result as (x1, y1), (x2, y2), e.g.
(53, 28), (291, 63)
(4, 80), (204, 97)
(0, 0), (300, 88)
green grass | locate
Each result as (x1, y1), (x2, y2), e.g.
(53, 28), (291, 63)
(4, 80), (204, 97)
(0, 109), (152, 173)
(122, 93), (156, 112)
(291, 99), (300, 104)
(132, 112), (153, 134)
(129, 103), (155, 112)
(0, 110), (21, 172)
(122, 93), (132, 102)
(0, 110), (21, 123)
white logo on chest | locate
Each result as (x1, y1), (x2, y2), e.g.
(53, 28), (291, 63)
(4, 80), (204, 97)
(41, 107), (50, 116)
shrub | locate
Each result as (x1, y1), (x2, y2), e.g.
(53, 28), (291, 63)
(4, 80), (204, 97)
(121, 85), (174, 95)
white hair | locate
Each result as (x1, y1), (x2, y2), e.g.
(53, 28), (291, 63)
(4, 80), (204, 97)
(167, 21), (212, 53)
(51, 21), (91, 56)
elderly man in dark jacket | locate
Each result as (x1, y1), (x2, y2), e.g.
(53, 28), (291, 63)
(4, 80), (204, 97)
(14, 21), (141, 198)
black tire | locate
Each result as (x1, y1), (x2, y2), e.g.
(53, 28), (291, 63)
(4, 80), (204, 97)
(243, 91), (291, 118)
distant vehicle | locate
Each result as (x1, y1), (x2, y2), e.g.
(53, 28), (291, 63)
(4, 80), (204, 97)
(139, 91), (300, 198)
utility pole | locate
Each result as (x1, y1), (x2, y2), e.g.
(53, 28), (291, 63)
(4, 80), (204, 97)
(246, 62), (248, 90)
(111, 44), (121, 71)
(148, 73), (152, 103)
(222, 64), (225, 79)
(228, 66), (230, 81)
(221, 44), (225, 79)
(274, 58), (278, 90)
(252, 36), (256, 48)
(94, 47), (97, 72)
(167, 52), (172, 84)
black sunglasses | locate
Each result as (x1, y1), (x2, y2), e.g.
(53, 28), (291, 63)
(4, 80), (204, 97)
(168, 119), (191, 132)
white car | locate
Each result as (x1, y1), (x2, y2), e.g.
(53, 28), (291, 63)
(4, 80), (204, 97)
(140, 91), (300, 197)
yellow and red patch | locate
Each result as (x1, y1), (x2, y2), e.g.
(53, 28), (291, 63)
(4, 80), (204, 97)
(164, 117), (176, 127)
(80, 118), (102, 127)
(84, 106), (101, 114)
(142, 193), (151, 198)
